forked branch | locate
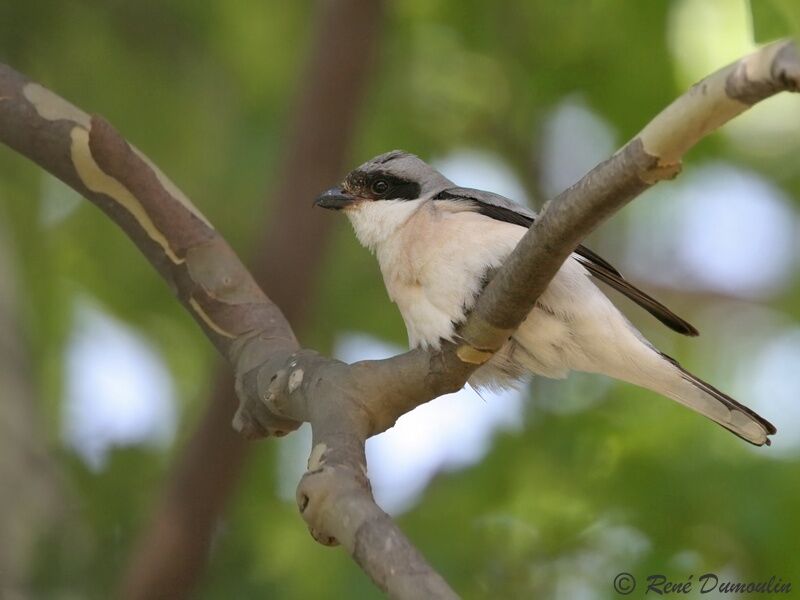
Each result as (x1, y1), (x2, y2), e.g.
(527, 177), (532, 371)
(0, 39), (797, 599)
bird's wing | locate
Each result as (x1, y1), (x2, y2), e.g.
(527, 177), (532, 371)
(433, 187), (699, 336)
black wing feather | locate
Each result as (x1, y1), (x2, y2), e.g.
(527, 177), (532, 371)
(434, 188), (699, 336)
(573, 256), (698, 336)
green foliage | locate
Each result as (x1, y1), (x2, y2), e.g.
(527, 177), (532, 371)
(750, 0), (800, 42)
(1, 1), (800, 598)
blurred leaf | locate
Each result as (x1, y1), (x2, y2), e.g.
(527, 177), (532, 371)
(750, 0), (800, 42)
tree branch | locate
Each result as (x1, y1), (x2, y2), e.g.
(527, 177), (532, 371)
(460, 39), (800, 352)
(118, 1), (385, 595)
(1, 39), (797, 599)
(0, 219), (67, 597)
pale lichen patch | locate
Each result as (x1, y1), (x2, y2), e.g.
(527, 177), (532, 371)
(188, 297), (235, 339)
(640, 161), (682, 184)
(456, 344), (493, 365)
(131, 146), (213, 228)
(24, 83), (91, 128)
(307, 443), (328, 470)
(231, 408), (246, 433)
(70, 127), (183, 264)
(740, 40), (787, 82)
(637, 66), (746, 164)
(288, 369), (304, 394)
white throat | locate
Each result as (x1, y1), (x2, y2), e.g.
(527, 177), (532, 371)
(345, 199), (425, 252)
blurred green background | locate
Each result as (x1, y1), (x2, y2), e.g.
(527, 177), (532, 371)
(1, 1), (800, 598)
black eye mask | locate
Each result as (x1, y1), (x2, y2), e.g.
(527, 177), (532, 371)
(347, 170), (421, 201)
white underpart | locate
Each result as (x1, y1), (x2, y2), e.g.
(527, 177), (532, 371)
(345, 197), (770, 445)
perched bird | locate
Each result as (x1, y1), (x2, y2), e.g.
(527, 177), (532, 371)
(314, 150), (776, 446)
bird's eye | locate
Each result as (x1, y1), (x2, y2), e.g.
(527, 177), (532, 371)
(371, 179), (389, 195)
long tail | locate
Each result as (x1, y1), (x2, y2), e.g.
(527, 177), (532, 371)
(506, 268), (776, 445)
(637, 351), (776, 446)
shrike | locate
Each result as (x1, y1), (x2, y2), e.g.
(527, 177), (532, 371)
(314, 150), (775, 446)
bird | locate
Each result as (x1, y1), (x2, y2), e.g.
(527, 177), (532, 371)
(314, 150), (776, 446)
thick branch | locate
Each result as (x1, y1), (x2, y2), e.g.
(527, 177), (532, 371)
(118, 0), (386, 597)
(0, 60), (453, 597)
(0, 65), (302, 436)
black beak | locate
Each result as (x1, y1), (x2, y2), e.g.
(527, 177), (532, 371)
(314, 186), (356, 210)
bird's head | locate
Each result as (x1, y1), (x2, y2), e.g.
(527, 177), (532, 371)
(314, 150), (453, 249)
(314, 150), (451, 211)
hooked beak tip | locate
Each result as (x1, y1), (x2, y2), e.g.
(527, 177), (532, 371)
(314, 186), (355, 210)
